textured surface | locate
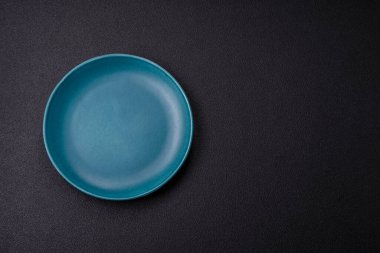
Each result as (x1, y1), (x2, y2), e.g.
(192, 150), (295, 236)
(0, 0), (379, 252)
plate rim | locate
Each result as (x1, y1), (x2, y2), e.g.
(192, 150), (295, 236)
(43, 53), (193, 201)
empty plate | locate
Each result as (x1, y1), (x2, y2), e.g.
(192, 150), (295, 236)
(43, 54), (193, 200)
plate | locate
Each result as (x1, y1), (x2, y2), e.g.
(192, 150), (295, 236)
(43, 54), (193, 200)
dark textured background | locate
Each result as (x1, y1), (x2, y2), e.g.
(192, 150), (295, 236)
(0, 0), (379, 252)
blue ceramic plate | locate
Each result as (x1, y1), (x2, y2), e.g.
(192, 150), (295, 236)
(43, 54), (193, 200)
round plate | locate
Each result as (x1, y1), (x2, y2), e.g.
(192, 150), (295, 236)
(43, 54), (193, 200)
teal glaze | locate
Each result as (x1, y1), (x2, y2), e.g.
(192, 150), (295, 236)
(43, 54), (193, 200)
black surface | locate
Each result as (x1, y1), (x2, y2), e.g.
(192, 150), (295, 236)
(0, 1), (379, 252)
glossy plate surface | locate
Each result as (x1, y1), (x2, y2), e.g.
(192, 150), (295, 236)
(43, 54), (193, 200)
